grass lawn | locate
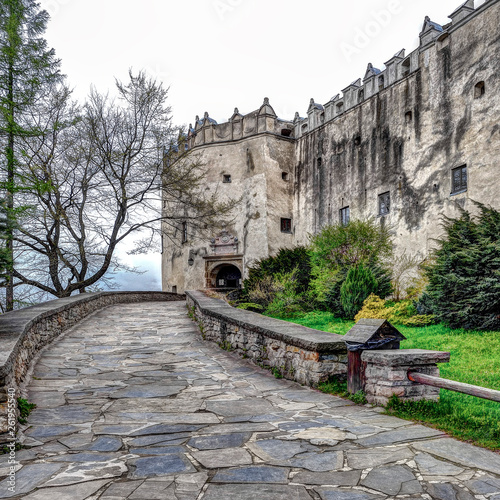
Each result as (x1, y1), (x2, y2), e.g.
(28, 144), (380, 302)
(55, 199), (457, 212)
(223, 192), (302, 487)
(267, 311), (500, 450)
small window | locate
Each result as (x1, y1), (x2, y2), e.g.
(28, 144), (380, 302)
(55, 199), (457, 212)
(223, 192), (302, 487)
(282, 172), (289, 181)
(405, 111), (413, 123)
(223, 174), (231, 183)
(281, 128), (292, 137)
(474, 81), (485, 99)
(172, 286), (177, 294)
(181, 222), (188, 243)
(280, 218), (292, 233)
(340, 206), (350, 226)
(319, 112), (325, 124)
(378, 192), (390, 216)
(336, 102), (344, 114)
(451, 165), (467, 194)
(354, 136), (361, 147)
(317, 158), (322, 167)
(358, 90), (364, 104)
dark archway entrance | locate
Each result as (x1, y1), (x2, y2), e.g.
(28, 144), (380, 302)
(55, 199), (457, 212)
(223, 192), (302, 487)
(216, 265), (242, 289)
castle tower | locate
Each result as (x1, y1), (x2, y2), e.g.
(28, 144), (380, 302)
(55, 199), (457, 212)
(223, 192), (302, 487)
(162, 99), (296, 293)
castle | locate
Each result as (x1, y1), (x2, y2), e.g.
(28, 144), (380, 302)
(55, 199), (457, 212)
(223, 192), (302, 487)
(162, 0), (500, 294)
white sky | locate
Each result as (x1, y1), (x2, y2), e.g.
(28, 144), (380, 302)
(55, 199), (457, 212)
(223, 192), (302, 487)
(37, 0), (482, 290)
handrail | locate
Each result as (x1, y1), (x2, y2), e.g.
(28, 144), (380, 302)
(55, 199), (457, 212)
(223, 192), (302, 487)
(408, 371), (500, 403)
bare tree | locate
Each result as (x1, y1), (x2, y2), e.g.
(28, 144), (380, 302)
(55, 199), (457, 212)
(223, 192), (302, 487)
(11, 72), (235, 298)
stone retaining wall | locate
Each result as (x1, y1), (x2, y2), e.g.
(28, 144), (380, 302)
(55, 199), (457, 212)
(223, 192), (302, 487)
(361, 349), (451, 406)
(0, 291), (184, 437)
(186, 290), (347, 386)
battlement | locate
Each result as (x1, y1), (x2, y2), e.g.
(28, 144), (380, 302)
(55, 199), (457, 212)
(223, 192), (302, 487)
(294, 0), (494, 138)
(186, 98), (294, 149)
(187, 0), (496, 149)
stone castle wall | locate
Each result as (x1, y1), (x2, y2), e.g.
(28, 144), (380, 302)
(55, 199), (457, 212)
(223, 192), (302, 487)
(163, 0), (500, 293)
(294, 0), (500, 256)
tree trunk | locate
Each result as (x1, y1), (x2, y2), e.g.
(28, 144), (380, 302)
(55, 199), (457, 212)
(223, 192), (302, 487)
(5, 56), (14, 311)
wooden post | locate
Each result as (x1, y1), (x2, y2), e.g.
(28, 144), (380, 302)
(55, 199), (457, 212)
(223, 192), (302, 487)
(408, 371), (500, 403)
(347, 350), (366, 394)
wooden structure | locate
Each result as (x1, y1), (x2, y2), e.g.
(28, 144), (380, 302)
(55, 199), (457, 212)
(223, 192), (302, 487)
(344, 319), (406, 394)
(408, 371), (500, 403)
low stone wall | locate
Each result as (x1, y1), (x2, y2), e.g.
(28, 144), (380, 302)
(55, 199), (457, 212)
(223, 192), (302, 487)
(362, 349), (451, 405)
(186, 290), (347, 386)
(0, 291), (184, 438)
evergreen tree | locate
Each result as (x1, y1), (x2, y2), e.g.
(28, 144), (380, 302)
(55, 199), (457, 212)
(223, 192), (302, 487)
(422, 202), (500, 330)
(0, 0), (61, 309)
(340, 264), (378, 319)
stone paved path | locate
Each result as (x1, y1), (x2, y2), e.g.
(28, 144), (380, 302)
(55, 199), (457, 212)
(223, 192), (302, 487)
(1, 302), (500, 499)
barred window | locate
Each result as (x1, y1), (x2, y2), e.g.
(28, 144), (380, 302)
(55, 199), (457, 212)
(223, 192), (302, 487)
(451, 165), (467, 194)
(379, 192), (390, 216)
(340, 206), (350, 226)
(281, 218), (292, 233)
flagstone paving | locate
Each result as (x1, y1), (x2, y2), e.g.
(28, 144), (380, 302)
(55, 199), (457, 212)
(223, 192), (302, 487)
(1, 301), (500, 499)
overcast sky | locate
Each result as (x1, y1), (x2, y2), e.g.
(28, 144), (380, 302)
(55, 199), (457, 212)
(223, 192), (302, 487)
(37, 0), (482, 291)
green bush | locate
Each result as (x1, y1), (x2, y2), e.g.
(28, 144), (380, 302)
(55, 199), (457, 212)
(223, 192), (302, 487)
(264, 269), (305, 317)
(355, 293), (435, 326)
(309, 219), (393, 317)
(242, 247), (312, 300)
(340, 265), (378, 319)
(422, 202), (500, 330)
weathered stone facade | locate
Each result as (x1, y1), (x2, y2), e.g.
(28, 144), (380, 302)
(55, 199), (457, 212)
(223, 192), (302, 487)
(186, 291), (347, 386)
(163, 0), (500, 292)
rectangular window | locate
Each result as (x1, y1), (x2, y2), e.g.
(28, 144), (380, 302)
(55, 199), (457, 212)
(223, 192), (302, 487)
(223, 174), (231, 183)
(451, 165), (467, 194)
(379, 192), (390, 216)
(340, 206), (350, 226)
(172, 286), (177, 294)
(181, 221), (188, 243)
(281, 218), (292, 233)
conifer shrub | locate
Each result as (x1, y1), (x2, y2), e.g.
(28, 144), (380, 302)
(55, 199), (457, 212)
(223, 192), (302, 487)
(241, 247), (312, 311)
(340, 265), (378, 319)
(242, 248), (311, 296)
(421, 202), (500, 330)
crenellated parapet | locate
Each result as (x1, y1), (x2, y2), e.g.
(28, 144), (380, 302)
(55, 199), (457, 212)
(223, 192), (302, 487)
(294, 0), (495, 139)
(187, 1), (496, 146)
(187, 98), (294, 149)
